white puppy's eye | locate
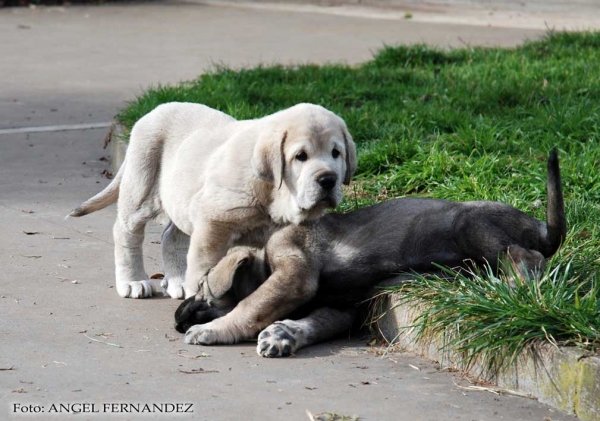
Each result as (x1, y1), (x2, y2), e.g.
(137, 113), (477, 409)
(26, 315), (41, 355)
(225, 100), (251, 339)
(332, 149), (340, 159)
(296, 151), (308, 162)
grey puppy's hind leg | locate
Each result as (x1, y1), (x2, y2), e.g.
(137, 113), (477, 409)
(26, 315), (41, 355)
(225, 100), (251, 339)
(161, 222), (190, 299)
(257, 307), (355, 358)
(503, 244), (546, 287)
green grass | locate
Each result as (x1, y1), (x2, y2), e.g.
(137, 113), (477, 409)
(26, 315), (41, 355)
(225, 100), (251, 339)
(385, 234), (600, 372)
(117, 31), (600, 366)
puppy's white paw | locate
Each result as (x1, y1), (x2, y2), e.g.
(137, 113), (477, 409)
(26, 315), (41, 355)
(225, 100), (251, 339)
(184, 321), (235, 345)
(161, 277), (185, 299)
(116, 280), (154, 299)
(257, 323), (298, 358)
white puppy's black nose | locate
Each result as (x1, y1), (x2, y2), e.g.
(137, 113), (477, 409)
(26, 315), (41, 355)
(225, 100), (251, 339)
(318, 173), (337, 190)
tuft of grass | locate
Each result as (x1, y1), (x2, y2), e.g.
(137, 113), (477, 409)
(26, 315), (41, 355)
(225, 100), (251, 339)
(388, 253), (600, 373)
(380, 225), (600, 373)
(117, 31), (600, 362)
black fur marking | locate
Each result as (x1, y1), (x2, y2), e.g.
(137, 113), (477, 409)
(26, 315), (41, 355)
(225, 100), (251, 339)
(281, 343), (292, 356)
(174, 297), (221, 333)
(270, 325), (295, 343)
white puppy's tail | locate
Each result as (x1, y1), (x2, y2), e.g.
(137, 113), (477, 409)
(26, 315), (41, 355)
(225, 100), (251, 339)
(68, 158), (126, 218)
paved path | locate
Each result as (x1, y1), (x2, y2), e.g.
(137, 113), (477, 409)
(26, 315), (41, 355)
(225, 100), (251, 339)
(203, 0), (600, 31)
(0, 3), (576, 420)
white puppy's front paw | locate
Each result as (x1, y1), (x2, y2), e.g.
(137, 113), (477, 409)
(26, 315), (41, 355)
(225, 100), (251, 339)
(116, 280), (155, 299)
(257, 323), (298, 358)
(184, 321), (236, 345)
(161, 277), (185, 299)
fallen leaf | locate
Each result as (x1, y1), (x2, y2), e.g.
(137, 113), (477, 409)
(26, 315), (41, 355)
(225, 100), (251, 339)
(408, 364), (421, 371)
(578, 230), (591, 239)
(361, 381), (371, 385)
(78, 329), (87, 333)
(103, 124), (114, 149)
(0, 366), (15, 371)
(23, 231), (39, 235)
(367, 339), (377, 346)
(101, 169), (114, 179)
(71, 280), (79, 284)
(19, 380), (33, 384)
(150, 273), (164, 279)
(21, 210), (34, 214)
(23, 255), (41, 258)
(305, 386), (317, 390)
(12, 388), (26, 393)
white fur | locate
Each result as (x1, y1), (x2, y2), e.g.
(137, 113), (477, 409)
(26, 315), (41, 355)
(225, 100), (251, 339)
(72, 102), (356, 299)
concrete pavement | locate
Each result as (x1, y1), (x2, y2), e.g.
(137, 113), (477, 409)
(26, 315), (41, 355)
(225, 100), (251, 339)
(201, 0), (600, 31)
(1, 1), (544, 129)
(0, 2), (576, 420)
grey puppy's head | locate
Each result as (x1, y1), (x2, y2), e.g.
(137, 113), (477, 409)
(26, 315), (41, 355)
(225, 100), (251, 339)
(174, 247), (268, 333)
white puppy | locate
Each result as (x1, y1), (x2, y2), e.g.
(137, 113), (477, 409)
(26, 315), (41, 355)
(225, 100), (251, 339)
(69, 102), (357, 300)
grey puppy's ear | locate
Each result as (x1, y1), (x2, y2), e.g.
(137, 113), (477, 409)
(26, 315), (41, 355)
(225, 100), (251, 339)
(341, 126), (357, 185)
(251, 130), (288, 189)
(205, 251), (254, 300)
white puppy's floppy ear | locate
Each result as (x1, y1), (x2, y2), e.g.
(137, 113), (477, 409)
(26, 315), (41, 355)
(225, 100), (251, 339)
(342, 126), (357, 185)
(252, 130), (288, 189)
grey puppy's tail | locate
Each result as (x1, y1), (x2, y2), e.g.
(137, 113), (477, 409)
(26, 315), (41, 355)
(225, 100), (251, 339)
(68, 157), (126, 217)
(541, 148), (566, 257)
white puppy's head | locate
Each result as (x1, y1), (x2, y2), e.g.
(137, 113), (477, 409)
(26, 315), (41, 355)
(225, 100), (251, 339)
(252, 104), (357, 224)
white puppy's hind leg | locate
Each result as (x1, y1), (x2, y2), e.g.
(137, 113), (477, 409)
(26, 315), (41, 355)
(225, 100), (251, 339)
(110, 114), (166, 299)
(161, 222), (189, 299)
(113, 217), (154, 299)
(257, 307), (355, 357)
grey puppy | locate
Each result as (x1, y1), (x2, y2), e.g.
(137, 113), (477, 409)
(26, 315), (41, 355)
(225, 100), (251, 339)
(175, 150), (566, 357)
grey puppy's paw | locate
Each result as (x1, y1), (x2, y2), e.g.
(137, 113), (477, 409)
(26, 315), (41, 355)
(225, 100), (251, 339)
(256, 323), (299, 358)
(184, 319), (237, 345)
